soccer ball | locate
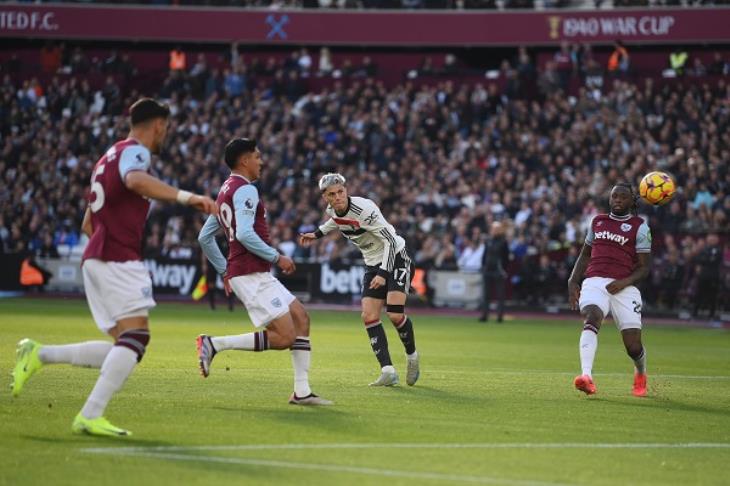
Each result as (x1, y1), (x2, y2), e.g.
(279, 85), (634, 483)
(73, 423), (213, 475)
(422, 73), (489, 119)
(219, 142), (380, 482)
(639, 171), (676, 206)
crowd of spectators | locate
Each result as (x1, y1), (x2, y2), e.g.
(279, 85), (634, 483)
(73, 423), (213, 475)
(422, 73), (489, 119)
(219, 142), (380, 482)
(0, 43), (727, 315)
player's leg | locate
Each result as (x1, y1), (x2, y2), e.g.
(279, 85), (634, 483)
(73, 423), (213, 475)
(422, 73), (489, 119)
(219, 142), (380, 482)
(621, 329), (647, 397)
(361, 266), (397, 386)
(385, 291), (419, 386)
(479, 273), (491, 322)
(574, 277), (610, 395)
(11, 259), (140, 399)
(362, 296), (398, 386)
(610, 285), (647, 397)
(197, 274), (284, 377)
(72, 314), (150, 437)
(286, 299), (332, 405)
(384, 253), (418, 385)
(12, 339), (113, 398)
(495, 274), (506, 322)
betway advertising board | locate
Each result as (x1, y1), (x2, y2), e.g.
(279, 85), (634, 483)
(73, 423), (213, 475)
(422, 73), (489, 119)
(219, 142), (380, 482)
(32, 257), (367, 301)
(35, 256), (200, 296)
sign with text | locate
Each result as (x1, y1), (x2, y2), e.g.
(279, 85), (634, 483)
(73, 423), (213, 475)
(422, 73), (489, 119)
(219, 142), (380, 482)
(1, 5), (728, 45)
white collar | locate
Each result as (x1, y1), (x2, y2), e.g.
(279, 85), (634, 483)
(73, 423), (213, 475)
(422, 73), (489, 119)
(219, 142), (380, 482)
(230, 173), (251, 183)
(609, 212), (631, 221)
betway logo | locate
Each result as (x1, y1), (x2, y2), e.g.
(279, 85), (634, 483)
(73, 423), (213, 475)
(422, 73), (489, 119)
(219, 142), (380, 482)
(320, 263), (365, 295)
(594, 231), (629, 246)
(144, 260), (196, 294)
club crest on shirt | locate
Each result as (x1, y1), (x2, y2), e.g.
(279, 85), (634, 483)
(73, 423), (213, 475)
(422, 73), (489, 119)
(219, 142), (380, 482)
(596, 221), (603, 227)
(621, 223), (632, 232)
(271, 297), (282, 308)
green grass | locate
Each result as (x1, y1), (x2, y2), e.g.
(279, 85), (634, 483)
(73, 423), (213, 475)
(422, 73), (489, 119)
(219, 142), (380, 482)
(1, 297), (729, 486)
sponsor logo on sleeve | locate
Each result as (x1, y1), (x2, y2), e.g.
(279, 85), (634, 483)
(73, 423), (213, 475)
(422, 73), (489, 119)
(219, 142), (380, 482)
(364, 211), (378, 225)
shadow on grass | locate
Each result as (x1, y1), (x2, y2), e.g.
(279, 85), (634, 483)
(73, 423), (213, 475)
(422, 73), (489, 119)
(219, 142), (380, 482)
(23, 434), (174, 448)
(587, 395), (730, 418)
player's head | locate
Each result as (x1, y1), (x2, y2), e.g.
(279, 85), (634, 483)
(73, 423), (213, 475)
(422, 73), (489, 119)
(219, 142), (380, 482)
(224, 138), (262, 180)
(319, 173), (348, 212)
(610, 183), (638, 216)
(129, 98), (170, 154)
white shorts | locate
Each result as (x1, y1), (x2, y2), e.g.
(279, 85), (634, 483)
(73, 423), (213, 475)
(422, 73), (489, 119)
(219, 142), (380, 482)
(229, 272), (295, 328)
(579, 277), (642, 331)
(82, 259), (156, 334)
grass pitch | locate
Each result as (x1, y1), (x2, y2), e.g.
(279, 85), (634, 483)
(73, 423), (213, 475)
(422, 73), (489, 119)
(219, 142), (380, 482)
(1, 297), (729, 486)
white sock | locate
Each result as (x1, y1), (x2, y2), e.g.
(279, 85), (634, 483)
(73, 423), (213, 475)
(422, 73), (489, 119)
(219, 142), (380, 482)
(81, 346), (137, 419)
(291, 337), (311, 398)
(211, 331), (268, 352)
(634, 348), (647, 375)
(407, 351), (418, 360)
(382, 364), (396, 373)
(39, 341), (112, 368)
(579, 329), (598, 377)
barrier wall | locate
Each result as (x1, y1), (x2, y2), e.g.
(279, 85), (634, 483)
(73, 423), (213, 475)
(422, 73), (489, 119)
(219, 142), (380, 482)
(2, 254), (484, 309)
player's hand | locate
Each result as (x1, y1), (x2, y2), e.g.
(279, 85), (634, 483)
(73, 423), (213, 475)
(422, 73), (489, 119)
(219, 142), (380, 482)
(299, 233), (317, 247)
(568, 280), (581, 310)
(276, 255), (296, 275)
(223, 274), (232, 297)
(370, 275), (386, 289)
(190, 195), (218, 215)
(606, 279), (628, 295)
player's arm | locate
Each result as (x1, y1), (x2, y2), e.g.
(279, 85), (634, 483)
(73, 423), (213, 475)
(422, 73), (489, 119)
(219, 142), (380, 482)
(197, 215), (227, 276)
(568, 219), (596, 310)
(120, 146), (217, 214)
(232, 186), (295, 274)
(567, 244), (592, 310)
(81, 207), (92, 237)
(299, 218), (338, 247)
(606, 222), (652, 294)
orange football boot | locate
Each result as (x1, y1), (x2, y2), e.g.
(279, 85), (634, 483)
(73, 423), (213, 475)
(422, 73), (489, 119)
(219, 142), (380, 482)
(632, 373), (647, 397)
(574, 374), (597, 395)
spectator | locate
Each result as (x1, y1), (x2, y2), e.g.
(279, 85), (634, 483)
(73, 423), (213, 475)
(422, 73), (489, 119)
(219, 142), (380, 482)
(692, 233), (723, 318)
(669, 47), (689, 76)
(607, 40), (630, 74)
(40, 42), (62, 74)
(318, 47), (334, 75)
(708, 52), (729, 75)
(553, 41), (573, 91)
(689, 57), (707, 77)
(457, 237), (484, 272)
(658, 249), (684, 310)
(169, 46), (187, 72)
(479, 221), (509, 322)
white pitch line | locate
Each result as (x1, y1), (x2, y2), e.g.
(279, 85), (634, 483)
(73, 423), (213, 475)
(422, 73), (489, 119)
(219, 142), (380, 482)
(82, 449), (569, 486)
(82, 442), (730, 454)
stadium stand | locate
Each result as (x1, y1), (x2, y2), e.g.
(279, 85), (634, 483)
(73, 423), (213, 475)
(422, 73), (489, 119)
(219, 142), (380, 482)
(1, 39), (727, 313)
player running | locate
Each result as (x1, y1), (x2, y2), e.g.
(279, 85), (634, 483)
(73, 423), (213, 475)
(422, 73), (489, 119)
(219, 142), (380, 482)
(196, 138), (332, 406)
(568, 183), (652, 397)
(11, 98), (217, 436)
(299, 173), (419, 387)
